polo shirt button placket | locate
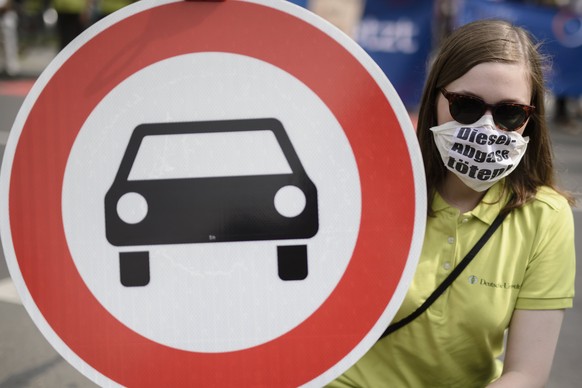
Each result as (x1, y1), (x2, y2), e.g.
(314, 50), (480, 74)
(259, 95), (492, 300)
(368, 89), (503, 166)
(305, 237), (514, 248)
(443, 236), (455, 272)
(433, 229), (456, 315)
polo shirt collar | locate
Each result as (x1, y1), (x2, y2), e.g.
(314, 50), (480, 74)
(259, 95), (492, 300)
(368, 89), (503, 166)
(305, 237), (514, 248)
(431, 180), (510, 225)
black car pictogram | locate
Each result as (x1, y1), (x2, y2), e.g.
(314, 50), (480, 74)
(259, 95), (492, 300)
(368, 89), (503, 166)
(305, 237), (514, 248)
(105, 118), (319, 286)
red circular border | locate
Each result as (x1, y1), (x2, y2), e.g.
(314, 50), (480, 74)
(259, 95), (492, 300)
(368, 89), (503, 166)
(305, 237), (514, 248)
(9, 1), (416, 386)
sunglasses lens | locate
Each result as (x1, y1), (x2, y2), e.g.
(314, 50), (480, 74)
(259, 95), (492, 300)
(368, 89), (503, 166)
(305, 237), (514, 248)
(493, 104), (527, 131)
(442, 89), (534, 131)
(450, 95), (485, 124)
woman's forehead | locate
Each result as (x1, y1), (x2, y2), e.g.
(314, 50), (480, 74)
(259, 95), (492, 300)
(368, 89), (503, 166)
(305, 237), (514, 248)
(446, 62), (532, 104)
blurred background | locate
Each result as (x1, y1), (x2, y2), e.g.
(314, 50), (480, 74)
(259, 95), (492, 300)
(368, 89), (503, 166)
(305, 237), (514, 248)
(297, 0), (582, 133)
(2, 0), (582, 129)
(1, 0), (581, 387)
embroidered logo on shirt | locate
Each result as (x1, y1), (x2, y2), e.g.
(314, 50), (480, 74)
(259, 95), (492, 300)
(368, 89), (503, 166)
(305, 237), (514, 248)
(468, 275), (521, 289)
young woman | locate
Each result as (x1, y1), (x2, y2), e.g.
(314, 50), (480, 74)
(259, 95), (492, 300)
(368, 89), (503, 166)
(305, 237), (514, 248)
(328, 19), (576, 387)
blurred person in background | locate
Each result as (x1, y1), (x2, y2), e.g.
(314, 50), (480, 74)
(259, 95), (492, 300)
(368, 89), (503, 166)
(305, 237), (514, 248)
(0, 0), (21, 77)
(52, 0), (90, 50)
(524, 0), (582, 132)
(552, 0), (582, 133)
(89, 0), (136, 22)
(307, 0), (365, 38)
(52, 0), (136, 51)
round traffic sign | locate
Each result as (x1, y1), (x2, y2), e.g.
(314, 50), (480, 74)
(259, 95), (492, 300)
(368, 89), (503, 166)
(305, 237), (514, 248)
(0, 0), (426, 386)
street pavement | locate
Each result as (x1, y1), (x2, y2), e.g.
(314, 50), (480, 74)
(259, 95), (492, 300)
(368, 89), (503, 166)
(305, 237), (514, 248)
(0, 47), (581, 387)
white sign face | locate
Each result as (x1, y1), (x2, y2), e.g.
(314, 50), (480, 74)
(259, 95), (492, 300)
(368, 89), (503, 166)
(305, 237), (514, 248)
(62, 52), (361, 353)
(0, 0), (426, 386)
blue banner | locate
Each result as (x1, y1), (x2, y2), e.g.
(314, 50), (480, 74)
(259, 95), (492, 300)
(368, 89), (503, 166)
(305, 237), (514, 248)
(457, 0), (582, 97)
(288, 0), (308, 8)
(355, 0), (433, 108)
(287, 0), (434, 108)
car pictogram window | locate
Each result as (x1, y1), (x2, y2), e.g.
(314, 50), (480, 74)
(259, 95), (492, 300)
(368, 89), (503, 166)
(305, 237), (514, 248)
(128, 130), (293, 180)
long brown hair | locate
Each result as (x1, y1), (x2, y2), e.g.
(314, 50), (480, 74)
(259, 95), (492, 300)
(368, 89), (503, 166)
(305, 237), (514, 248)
(417, 19), (575, 212)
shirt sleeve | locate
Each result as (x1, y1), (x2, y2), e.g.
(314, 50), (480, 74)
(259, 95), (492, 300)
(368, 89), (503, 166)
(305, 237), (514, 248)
(515, 198), (576, 310)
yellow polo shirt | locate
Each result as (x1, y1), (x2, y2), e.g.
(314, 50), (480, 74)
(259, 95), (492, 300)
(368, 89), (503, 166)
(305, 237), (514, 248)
(328, 182), (575, 388)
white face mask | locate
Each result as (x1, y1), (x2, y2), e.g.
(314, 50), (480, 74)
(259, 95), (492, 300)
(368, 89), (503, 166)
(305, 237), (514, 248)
(430, 115), (530, 192)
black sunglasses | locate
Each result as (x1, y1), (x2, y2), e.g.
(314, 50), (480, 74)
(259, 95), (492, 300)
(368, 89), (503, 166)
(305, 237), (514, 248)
(441, 88), (535, 131)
